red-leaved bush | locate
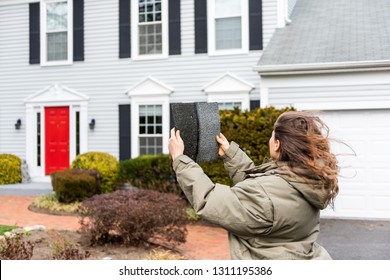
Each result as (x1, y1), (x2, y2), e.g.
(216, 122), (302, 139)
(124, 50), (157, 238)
(80, 189), (188, 247)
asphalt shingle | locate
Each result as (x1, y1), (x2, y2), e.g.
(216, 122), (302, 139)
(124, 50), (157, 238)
(259, 0), (390, 66)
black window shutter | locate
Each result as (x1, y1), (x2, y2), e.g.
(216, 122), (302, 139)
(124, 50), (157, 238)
(249, 0), (263, 50)
(169, 0), (181, 55)
(169, 103), (174, 131)
(119, 104), (131, 161)
(250, 100), (260, 111)
(119, 0), (131, 58)
(29, 3), (40, 64)
(194, 0), (207, 54)
(73, 0), (84, 61)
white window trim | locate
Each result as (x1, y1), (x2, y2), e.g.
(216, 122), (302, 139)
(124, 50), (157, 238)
(207, 0), (249, 56)
(207, 93), (250, 111)
(127, 76), (173, 158)
(131, 0), (169, 60)
(130, 97), (170, 158)
(40, 0), (73, 66)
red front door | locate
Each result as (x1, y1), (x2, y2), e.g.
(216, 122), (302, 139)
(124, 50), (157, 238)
(45, 107), (70, 175)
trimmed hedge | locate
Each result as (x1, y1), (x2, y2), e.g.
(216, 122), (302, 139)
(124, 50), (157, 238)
(51, 169), (101, 203)
(200, 106), (295, 186)
(0, 154), (22, 185)
(119, 154), (182, 196)
(71, 152), (119, 193)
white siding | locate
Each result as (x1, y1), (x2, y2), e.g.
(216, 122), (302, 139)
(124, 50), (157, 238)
(0, 2), (28, 158)
(269, 84), (390, 110)
(0, 0), (278, 163)
(181, 0), (194, 55)
(262, 0), (278, 48)
(288, 0), (298, 17)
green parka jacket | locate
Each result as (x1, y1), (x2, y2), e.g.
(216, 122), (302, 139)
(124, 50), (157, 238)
(172, 141), (332, 260)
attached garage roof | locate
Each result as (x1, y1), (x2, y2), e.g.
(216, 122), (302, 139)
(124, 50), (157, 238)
(256, 0), (390, 74)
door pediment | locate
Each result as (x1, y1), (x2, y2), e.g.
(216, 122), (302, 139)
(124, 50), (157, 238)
(126, 76), (173, 97)
(24, 84), (90, 104)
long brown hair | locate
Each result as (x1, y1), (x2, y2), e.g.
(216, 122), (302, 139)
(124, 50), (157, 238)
(273, 111), (339, 204)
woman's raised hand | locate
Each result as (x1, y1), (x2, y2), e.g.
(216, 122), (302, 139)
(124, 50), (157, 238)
(216, 133), (230, 157)
(168, 128), (185, 161)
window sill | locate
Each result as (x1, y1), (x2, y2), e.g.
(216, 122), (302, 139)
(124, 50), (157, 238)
(40, 60), (73, 67)
(131, 54), (169, 61)
(207, 49), (249, 57)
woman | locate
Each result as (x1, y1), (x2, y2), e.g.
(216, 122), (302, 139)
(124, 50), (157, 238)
(168, 111), (339, 260)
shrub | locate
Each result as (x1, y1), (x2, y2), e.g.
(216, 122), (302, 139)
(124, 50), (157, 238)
(48, 230), (90, 260)
(200, 106), (295, 186)
(119, 154), (182, 196)
(0, 234), (35, 260)
(80, 189), (188, 247)
(51, 169), (101, 203)
(0, 154), (22, 185)
(71, 152), (119, 193)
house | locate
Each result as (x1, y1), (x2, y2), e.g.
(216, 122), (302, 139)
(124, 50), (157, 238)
(0, 1), (287, 179)
(255, 0), (390, 219)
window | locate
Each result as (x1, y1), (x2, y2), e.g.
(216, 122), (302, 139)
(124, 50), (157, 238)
(41, 0), (73, 65)
(139, 105), (163, 155)
(208, 0), (249, 55)
(218, 102), (242, 110)
(131, 0), (168, 59)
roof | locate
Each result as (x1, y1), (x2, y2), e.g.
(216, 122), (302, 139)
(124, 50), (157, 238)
(257, 0), (390, 73)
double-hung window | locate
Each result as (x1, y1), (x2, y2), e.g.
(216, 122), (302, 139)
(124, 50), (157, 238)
(131, 0), (168, 59)
(208, 0), (249, 55)
(41, 0), (73, 65)
(139, 105), (163, 155)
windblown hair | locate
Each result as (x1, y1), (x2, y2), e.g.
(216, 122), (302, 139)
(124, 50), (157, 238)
(273, 111), (339, 204)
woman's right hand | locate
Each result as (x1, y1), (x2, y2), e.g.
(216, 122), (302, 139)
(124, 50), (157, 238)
(216, 133), (230, 157)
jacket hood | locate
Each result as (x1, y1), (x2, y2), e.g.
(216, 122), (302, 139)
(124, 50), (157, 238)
(245, 159), (330, 210)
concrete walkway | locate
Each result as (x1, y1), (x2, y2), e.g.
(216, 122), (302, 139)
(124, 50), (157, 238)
(0, 182), (52, 196)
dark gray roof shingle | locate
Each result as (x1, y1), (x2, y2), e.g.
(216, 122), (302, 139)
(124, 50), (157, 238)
(259, 0), (390, 66)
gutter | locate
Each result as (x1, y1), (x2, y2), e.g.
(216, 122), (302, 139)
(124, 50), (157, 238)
(253, 60), (390, 76)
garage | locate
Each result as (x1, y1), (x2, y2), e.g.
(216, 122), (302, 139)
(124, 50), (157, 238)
(255, 0), (390, 219)
(319, 110), (390, 219)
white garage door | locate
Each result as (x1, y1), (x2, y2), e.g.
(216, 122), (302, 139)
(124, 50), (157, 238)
(319, 109), (390, 219)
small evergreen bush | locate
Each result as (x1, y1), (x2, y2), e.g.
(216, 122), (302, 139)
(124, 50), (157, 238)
(200, 106), (295, 186)
(51, 169), (101, 203)
(80, 189), (188, 247)
(0, 154), (22, 185)
(119, 154), (182, 196)
(71, 152), (119, 193)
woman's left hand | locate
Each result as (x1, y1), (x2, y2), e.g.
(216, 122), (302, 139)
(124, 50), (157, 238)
(168, 128), (185, 161)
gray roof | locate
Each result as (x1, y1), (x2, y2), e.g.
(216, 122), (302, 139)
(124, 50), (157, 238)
(258, 0), (390, 68)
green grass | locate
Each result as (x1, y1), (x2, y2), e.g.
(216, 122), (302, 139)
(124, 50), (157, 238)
(0, 225), (17, 236)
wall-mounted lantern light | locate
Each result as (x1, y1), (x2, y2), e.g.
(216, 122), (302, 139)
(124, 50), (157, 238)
(89, 119), (95, 130)
(15, 119), (22, 130)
